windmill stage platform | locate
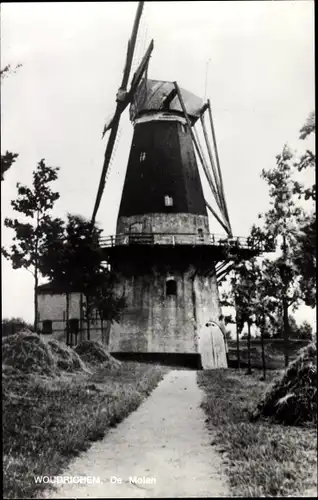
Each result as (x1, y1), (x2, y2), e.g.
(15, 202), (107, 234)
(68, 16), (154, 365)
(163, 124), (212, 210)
(100, 231), (272, 281)
(100, 232), (268, 260)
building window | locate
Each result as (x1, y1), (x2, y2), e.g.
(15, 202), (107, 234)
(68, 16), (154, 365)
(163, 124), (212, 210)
(182, 124), (187, 133)
(198, 228), (204, 241)
(42, 320), (53, 334)
(140, 152), (146, 161)
(166, 279), (177, 296)
(164, 195), (173, 207)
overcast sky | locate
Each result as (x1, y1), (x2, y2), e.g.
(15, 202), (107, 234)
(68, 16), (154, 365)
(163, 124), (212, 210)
(1, 1), (315, 326)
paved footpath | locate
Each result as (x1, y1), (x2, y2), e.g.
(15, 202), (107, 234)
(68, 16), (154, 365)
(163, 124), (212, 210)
(41, 370), (229, 498)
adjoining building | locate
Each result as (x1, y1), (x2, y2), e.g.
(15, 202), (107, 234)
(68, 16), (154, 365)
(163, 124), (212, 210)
(36, 282), (110, 346)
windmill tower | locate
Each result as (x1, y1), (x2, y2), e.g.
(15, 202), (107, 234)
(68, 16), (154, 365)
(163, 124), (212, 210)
(92, 2), (266, 365)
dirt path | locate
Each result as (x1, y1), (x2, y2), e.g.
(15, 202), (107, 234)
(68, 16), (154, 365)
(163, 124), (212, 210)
(41, 370), (229, 498)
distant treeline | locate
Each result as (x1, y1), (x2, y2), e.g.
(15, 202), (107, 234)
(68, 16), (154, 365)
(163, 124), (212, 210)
(2, 318), (34, 337)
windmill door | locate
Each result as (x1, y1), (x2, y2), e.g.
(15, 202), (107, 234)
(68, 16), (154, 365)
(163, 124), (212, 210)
(198, 322), (228, 369)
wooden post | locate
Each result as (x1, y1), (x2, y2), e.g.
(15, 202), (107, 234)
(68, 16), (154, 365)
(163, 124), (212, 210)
(80, 293), (83, 343)
(247, 319), (252, 374)
(86, 296), (91, 341)
(281, 233), (289, 368)
(105, 321), (111, 347)
(260, 312), (266, 380)
(235, 294), (241, 370)
(66, 292), (70, 346)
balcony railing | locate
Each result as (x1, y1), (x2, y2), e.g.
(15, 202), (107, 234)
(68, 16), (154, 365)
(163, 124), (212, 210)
(99, 233), (272, 253)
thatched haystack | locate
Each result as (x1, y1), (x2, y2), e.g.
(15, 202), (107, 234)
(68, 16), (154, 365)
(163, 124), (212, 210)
(2, 331), (90, 376)
(48, 339), (90, 373)
(74, 340), (121, 370)
(2, 331), (56, 375)
(250, 342), (317, 426)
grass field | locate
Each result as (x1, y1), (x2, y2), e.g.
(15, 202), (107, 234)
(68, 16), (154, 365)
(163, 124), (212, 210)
(227, 338), (309, 369)
(3, 361), (168, 499)
(198, 369), (317, 497)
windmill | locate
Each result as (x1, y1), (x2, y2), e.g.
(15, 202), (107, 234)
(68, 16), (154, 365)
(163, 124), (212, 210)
(93, 2), (269, 365)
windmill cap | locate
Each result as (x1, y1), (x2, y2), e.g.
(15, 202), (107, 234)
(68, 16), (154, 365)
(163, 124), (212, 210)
(130, 79), (203, 122)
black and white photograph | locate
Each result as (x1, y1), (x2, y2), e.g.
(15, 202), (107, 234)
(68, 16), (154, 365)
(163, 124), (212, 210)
(1, 1), (316, 498)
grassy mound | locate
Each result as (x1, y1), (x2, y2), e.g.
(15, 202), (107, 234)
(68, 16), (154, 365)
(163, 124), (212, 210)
(251, 342), (317, 426)
(74, 340), (121, 370)
(2, 331), (90, 377)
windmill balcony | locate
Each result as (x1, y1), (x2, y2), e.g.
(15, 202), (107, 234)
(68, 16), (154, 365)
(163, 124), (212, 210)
(99, 232), (271, 253)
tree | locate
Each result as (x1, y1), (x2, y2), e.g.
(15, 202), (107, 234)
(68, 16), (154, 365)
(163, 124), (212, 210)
(2, 160), (62, 331)
(1, 63), (22, 180)
(256, 144), (305, 367)
(220, 113), (316, 372)
(221, 259), (258, 374)
(1, 152), (19, 181)
(221, 252), (284, 378)
(268, 314), (313, 340)
(40, 214), (125, 344)
(293, 214), (316, 308)
(2, 317), (34, 337)
(0, 63), (22, 82)
(292, 111), (316, 308)
(91, 275), (126, 345)
(297, 321), (313, 341)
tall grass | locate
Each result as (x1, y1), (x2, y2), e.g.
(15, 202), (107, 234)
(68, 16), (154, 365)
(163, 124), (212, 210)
(198, 369), (317, 497)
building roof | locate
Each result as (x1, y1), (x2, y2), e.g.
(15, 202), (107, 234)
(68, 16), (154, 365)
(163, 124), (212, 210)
(130, 79), (203, 122)
(37, 281), (78, 294)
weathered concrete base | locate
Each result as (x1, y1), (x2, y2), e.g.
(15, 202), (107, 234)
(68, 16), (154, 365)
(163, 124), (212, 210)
(109, 262), (221, 355)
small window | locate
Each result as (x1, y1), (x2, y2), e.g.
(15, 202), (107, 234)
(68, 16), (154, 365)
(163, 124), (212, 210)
(198, 228), (204, 241)
(140, 152), (146, 161)
(42, 320), (53, 334)
(166, 279), (177, 296)
(164, 195), (173, 207)
(68, 318), (79, 334)
(182, 124), (187, 133)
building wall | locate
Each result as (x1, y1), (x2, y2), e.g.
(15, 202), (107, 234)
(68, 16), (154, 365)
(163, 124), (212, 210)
(117, 213), (210, 237)
(109, 264), (221, 354)
(37, 292), (106, 345)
